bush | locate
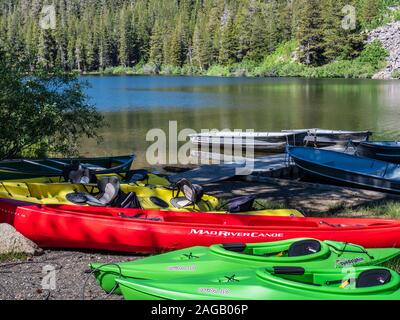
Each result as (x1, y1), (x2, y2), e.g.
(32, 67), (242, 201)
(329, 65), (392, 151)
(358, 41), (389, 65)
(0, 44), (104, 160)
(205, 65), (231, 77)
(392, 69), (400, 79)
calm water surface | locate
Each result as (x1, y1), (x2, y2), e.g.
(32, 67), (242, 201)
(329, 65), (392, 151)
(81, 76), (400, 166)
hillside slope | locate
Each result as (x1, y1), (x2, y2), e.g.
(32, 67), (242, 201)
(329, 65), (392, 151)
(369, 22), (400, 79)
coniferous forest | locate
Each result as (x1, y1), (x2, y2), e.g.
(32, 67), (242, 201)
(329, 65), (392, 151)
(0, 0), (399, 77)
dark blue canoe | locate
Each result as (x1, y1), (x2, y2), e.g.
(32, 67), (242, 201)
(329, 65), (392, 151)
(357, 141), (400, 164)
(0, 155), (135, 180)
(288, 146), (400, 194)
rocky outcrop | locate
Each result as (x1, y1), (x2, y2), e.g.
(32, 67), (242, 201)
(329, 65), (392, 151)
(368, 21), (400, 79)
(0, 224), (42, 256)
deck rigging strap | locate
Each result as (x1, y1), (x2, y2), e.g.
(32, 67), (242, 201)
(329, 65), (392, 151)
(0, 182), (13, 196)
(327, 242), (375, 260)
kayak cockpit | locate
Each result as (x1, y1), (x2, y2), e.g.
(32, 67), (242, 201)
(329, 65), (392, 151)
(258, 267), (400, 295)
(210, 239), (331, 262)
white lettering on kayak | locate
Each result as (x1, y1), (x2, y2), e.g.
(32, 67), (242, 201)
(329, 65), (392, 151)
(190, 229), (284, 238)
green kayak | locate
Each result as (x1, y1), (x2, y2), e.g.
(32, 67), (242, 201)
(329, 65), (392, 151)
(116, 266), (400, 300)
(90, 238), (400, 294)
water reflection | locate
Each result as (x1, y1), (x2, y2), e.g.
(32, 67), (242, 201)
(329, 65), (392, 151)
(81, 76), (400, 166)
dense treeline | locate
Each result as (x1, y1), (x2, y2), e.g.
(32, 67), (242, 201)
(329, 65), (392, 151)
(0, 0), (395, 73)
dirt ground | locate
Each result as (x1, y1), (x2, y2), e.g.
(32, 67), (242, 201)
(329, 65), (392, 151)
(0, 250), (139, 300)
(0, 177), (399, 300)
(205, 177), (400, 216)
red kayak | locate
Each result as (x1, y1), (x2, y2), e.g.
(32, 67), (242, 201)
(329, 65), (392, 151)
(0, 199), (399, 253)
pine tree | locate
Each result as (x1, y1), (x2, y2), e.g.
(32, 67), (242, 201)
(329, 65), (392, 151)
(0, 0), (376, 72)
(149, 20), (164, 68)
(118, 7), (130, 66)
(296, 0), (325, 66)
(219, 7), (238, 65)
(235, 1), (252, 61)
(359, 0), (380, 29)
(166, 18), (185, 66)
(322, 0), (346, 62)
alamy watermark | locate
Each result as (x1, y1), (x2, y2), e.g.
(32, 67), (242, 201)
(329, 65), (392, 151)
(41, 265), (57, 291)
(342, 5), (357, 31)
(39, 5), (56, 30)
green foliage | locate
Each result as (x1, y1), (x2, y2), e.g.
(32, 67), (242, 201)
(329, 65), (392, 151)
(0, 0), (392, 76)
(253, 200), (287, 210)
(296, 0), (325, 66)
(0, 252), (28, 263)
(358, 40), (389, 64)
(0, 43), (105, 160)
(359, 0), (400, 29)
(392, 69), (400, 79)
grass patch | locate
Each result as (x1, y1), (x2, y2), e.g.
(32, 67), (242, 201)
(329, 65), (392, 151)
(253, 199), (288, 210)
(0, 252), (28, 263)
(329, 200), (400, 219)
(382, 256), (400, 273)
(392, 69), (400, 79)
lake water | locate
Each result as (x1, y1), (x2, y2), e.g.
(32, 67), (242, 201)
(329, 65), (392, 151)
(81, 75), (400, 167)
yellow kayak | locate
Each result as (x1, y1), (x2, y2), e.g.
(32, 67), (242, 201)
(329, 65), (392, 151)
(0, 179), (303, 217)
(6, 172), (171, 187)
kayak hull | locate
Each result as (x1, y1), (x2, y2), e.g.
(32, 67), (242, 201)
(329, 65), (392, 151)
(357, 142), (400, 164)
(284, 129), (372, 148)
(190, 132), (307, 153)
(289, 146), (400, 194)
(1, 199), (400, 254)
(91, 240), (400, 294)
(116, 267), (400, 300)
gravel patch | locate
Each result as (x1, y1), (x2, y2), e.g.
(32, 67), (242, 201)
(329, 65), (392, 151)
(0, 250), (142, 300)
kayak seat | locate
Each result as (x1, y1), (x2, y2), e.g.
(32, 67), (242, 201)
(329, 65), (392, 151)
(224, 196), (256, 213)
(356, 269), (392, 288)
(66, 176), (120, 207)
(112, 192), (142, 209)
(288, 240), (322, 257)
(171, 179), (204, 209)
(170, 197), (193, 209)
(63, 164), (96, 184)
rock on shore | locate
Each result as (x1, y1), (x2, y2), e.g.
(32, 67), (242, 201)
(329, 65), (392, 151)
(368, 21), (400, 79)
(0, 224), (42, 256)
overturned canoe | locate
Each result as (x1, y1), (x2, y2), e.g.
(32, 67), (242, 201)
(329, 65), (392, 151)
(288, 146), (400, 194)
(0, 155), (135, 181)
(189, 131), (307, 153)
(284, 129), (372, 147)
(91, 239), (400, 294)
(1, 199), (400, 253)
(116, 266), (400, 300)
(357, 141), (400, 164)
